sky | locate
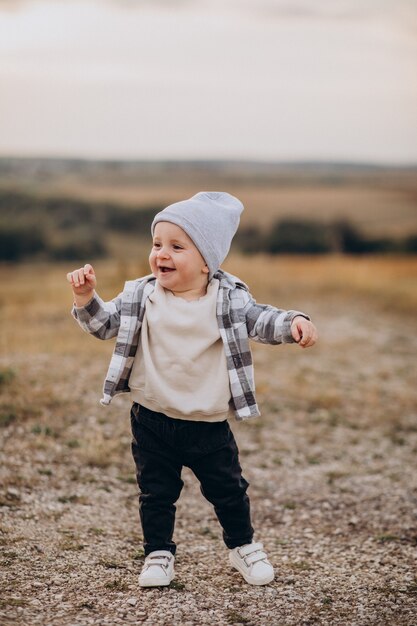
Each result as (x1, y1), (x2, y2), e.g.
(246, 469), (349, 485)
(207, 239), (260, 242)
(0, 0), (416, 163)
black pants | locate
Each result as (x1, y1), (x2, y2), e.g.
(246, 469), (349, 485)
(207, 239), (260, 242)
(130, 403), (255, 556)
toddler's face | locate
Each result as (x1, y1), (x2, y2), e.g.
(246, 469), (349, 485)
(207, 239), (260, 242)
(149, 222), (209, 297)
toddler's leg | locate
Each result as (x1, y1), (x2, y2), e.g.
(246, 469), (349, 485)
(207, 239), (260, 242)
(131, 410), (184, 556)
(188, 424), (254, 549)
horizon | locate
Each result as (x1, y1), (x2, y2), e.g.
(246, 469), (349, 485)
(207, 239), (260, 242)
(1, 155), (417, 169)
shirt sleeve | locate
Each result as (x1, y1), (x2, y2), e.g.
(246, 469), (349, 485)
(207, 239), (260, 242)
(242, 292), (310, 345)
(71, 291), (123, 340)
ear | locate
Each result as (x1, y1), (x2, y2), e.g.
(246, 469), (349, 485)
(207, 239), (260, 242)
(202, 265), (209, 274)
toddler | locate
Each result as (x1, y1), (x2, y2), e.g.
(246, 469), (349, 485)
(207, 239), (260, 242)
(67, 191), (317, 587)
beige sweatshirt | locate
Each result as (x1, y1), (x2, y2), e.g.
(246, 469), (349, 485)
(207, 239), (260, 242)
(129, 278), (232, 421)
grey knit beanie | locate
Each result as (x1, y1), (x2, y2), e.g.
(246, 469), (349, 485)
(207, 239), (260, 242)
(151, 191), (244, 279)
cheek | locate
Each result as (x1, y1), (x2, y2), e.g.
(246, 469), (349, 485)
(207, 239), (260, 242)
(149, 250), (156, 269)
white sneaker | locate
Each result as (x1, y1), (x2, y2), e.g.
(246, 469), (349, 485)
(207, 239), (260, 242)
(138, 550), (175, 587)
(229, 541), (274, 585)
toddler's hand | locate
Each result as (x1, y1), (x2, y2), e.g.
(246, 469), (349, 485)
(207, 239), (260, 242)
(291, 316), (318, 348)
(66, 263), (97, 295)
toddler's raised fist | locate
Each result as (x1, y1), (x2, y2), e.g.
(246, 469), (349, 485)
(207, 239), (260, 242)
(66, 263), (97, 295)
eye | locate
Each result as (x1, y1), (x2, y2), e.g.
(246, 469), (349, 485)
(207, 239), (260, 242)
(153, 242), (161, 248)
(173, 244), (183, 250)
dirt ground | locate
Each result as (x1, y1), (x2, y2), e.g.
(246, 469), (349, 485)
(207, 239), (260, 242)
(1, 263), (416, 625)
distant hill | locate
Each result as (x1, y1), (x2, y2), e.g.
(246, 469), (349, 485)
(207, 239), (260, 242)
(0, 157), (416, 261)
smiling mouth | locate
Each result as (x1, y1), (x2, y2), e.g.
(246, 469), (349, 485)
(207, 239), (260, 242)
(159, 266), (175, 273)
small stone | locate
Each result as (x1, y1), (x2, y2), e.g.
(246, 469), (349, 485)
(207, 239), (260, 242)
(7, 487), (20, 499)
(127, 597), (137, 606)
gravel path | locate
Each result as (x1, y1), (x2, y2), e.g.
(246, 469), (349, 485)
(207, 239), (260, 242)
(1, 295), (416, 625)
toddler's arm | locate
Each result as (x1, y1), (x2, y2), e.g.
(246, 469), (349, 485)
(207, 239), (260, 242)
(67, 264), (122, 340)
(242, 293), (317, 348)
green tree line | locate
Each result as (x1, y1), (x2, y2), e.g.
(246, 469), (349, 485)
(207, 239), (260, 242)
(0, 191), (160, 261)
(0, 191), (416, 261)
(235, 220), (417, 255)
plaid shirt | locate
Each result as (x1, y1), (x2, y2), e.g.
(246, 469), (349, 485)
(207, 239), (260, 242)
(72, 270), (309, 421)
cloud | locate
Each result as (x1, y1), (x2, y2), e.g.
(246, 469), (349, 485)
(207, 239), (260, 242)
(109, 0), (417, 20)
(0, 0), (414, 17)
(1, 0), (416, 40)
(104, 0), (417, 40)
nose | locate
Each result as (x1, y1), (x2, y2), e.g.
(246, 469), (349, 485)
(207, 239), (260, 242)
(156, 245), (170, 259)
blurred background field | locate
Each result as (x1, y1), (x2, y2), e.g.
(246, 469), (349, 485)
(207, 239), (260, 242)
(1, 252), (417, 357)
(1, 159), (417, 262)
(1, 157), (416, 357)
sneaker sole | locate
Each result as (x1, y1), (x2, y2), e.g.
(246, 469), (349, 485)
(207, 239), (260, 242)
(139, 570), (175, 587)
(229, 553), (274, 586)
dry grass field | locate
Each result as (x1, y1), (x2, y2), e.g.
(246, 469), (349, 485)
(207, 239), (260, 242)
(1, 254), (417, 625)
